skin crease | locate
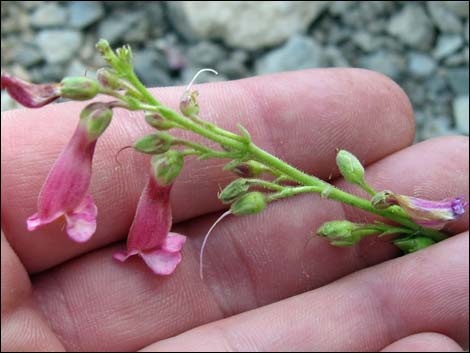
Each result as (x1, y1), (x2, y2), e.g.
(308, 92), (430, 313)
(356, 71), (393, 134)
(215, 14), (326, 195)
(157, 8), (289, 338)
(1, 69), (468, 352)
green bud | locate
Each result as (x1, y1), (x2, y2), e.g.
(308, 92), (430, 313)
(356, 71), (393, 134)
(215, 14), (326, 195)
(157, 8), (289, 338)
(60, 77), (101, 100)
(231, 160), (267, 178)
(219, 179), (250, 204)
(151, 150), (184, 186)
(180, 90), (199, 116)
(317, 220), (377, 247)
(96, 68), (122, 90)
(80, 102), (113, 141)
(393, 236), (435, 253)
(230, 192), (266, 215)
(133, 132), (175, 154)
(336, 150), (366, 186)
(145, 112), (175, 130)
(371, 190), (394, 209)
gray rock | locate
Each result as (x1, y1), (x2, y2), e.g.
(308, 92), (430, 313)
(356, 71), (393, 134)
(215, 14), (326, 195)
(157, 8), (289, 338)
(443, 1), (470, 18)
(433, 34), (464, 60)
(324, 46), (350, 67)
(420, 116), (457, 140)
(36, 30), (82, 64)
(353, 31), (380, 52)
(387, 4), (435, 50)
(67, 1), (104, 29)
(453, 96), (469, 134)
(466, 20), (469, 43)
(168, 1), (330, 49)
(66, 60), (95, 78)
(444, 50), (468, 66)
(216, 51), (251, 79)
(186, 42), (227, 67)
(98, 12), (145, 45)
(446, 67), (470, 95)
(408, 52), (437, 78)
(329, 1), (355, 16)
(30, 65), (66, 83)
(12, 43), (43, 68)
(123, 13), (150, 43)
(256, 35), (328, 75)
(427, 1), (464, 33)
(359, 50), (406, 79)
(133, 49), (172, 87)
(30, 3), (68, 28)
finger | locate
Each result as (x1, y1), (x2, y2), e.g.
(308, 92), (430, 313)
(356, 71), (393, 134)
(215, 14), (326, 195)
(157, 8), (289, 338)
(1, 68), (415, 273)
(381, 333), (464, 352)
(32, 136), (469, 352)
(1, 231), (64, 351)
(141, 233), (469, 352)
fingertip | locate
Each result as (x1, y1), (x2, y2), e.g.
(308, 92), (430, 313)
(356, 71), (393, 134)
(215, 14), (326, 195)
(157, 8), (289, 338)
(381, 332), (464, 352)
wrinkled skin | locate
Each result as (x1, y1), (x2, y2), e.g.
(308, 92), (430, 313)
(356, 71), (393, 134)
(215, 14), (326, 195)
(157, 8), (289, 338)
(1, 69), (468, 352)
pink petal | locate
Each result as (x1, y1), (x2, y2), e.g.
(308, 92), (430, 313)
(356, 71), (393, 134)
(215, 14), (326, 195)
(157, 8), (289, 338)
(64, 194), (97, 242)
(139, 249), (183, 275)
(161, 232), (186, 253)
(113, 249), (138, 262)
(26, 211), (63, 231)
(126, 182), (173, 252)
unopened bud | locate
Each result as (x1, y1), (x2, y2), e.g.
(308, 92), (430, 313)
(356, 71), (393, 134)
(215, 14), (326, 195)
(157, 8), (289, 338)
(219, 179), (250, 204)
(336, 150), (366, 187)
(317, 220), (377, 247)
(393, 236), (435, 253)
(80, 102), (113, 141)
(96, 68), (122, 90)
(133, 132), (175, 154)
(231, 161), (266, 178)
(231, 192), (266, 215)
(145, 112), (174, 130)
(151, 150), (184, 186)
(371, 190), (394, 209)
(180, 90), (199, 116)
(60, 77), (101, 100)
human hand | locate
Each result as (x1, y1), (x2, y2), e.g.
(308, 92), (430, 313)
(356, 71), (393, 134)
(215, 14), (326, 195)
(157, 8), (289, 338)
(1, 69), (468, 352)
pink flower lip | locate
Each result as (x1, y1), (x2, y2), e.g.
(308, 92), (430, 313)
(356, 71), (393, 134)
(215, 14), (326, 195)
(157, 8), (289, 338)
(113, 171), (187, 275)
(1, 73), (60, 108)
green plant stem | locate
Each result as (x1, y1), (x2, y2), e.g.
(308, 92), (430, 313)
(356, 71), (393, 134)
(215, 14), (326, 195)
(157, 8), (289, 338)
(131, 78), (446, 242)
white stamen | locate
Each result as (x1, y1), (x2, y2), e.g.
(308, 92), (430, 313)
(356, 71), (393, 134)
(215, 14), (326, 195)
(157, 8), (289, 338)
(199, 210), (232, 279)
(186, 68), (218, 92)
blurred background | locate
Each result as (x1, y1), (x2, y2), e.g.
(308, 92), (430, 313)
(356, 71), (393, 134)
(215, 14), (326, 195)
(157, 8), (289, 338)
(1, 1), (468, 141)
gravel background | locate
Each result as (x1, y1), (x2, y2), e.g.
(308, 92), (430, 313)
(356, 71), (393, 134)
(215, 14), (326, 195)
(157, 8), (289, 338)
(1, 1), (469, 141)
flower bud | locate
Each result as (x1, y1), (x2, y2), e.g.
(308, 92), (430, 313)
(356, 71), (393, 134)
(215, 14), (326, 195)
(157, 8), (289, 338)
(133, 132), (175, 154)
(145, 112), (175, 130)
(96, 68), (122, 90)
(336, 149), (366, 187)
(231, 192), (266, 215)
(371, 190), (394, 209)
(151, 150), (184, 186)
(180, 90), (199, 116)
(80, 102), (113, 141)
(316, 220), (377, 247)
(60, 77), (101, 100)
(219, 179), (250, 204)
(393, 236), (435, 253)
(230, 161), (266, 178)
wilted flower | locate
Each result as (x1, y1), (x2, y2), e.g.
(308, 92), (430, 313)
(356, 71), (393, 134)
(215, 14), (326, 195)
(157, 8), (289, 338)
(113, 156), (186, 275)
(1, 73), (101, 108)
(373, 191), (469, 229)
(27, 102), (113, 242)
(1, 73), (61, 108)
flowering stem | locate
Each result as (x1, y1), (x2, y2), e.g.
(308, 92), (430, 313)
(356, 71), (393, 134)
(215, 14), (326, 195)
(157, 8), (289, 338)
(126, 76), (447, 242)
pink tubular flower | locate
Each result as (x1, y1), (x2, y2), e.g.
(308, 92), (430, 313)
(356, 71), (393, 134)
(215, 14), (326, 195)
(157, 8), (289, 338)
(113, 163), (186, 275)
(1, 73), (61, 108)
(27, 102), (113, 242)
(390, 194), (469, 229)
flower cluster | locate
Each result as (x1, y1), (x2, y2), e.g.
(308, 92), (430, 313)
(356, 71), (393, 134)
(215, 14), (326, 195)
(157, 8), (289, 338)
(2, 40), (468, 278)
